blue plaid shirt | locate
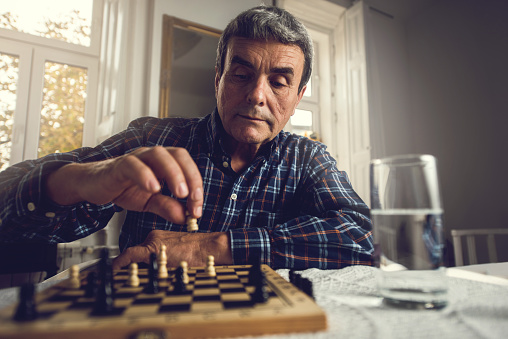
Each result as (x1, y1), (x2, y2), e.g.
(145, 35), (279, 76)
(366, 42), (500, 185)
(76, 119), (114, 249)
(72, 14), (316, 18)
(0, 110), (373, 269)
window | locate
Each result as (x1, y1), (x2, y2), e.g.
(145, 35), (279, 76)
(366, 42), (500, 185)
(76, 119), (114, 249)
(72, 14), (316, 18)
(285, 41), (320, 141)
(0, 0), (102, 171)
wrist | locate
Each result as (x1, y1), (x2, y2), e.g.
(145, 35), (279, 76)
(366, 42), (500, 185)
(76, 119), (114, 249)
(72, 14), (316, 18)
(45, 163), (84, 205)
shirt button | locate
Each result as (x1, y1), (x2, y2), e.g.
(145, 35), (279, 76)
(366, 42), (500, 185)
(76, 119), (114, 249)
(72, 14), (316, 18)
(231, 193), (238, 200)
(45, 212), (56, 218)
(222, 161), (229, 168)
(27, 202), (36, 211)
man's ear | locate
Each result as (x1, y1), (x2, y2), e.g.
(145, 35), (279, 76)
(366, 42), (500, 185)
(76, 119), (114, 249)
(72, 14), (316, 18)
(293, 85), (307, 115)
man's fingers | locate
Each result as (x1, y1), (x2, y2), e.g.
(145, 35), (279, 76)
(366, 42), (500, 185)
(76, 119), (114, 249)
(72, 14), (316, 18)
(114, 154), (161, 193)
(137, 147), (190, 198)
(136, 146), (203, 218)
(112, 246), (150, 270)
(169, 148), (204, 218)
(145, 195), (187, 224)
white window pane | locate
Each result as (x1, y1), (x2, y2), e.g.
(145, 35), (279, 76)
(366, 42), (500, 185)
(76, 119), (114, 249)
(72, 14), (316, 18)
(38, 61), (87, 158)
(0, 0), (93, 46)
(0, 52), (19, 171)
(303, 78), (312, 97)
(291, 109), (313, 127)
(303, 77), (312, 98)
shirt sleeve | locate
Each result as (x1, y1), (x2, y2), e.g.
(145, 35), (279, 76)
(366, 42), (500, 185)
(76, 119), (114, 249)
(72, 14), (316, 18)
(229, 145), (374, 270)
(0, 116), (155, 243)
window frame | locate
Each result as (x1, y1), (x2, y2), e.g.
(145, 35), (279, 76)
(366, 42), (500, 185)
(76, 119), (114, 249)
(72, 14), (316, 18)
(0, 0), (102, 165)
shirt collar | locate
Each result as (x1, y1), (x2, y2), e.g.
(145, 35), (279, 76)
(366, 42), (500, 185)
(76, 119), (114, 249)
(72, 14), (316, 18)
(206, 108), (280, 159)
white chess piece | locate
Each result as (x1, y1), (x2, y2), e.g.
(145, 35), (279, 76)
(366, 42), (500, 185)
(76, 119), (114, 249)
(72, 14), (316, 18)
(158, 245), (168, 279)
(206, 255), (216, 277)
(186, 215), (199, 232)
(180, 261), (189, 284)
(68, 264), (80, 289)
(127, 263), (140, 287)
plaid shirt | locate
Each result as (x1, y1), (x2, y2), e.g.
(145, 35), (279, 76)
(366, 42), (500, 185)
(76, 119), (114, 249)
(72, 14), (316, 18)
(0, 110), (373, 269)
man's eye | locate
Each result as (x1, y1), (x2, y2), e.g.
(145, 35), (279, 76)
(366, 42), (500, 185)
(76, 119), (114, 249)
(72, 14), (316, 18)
(271, 81), (285, 88)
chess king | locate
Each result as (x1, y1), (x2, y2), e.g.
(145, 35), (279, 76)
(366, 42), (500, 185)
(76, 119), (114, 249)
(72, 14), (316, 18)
(0, 5), (373, 271)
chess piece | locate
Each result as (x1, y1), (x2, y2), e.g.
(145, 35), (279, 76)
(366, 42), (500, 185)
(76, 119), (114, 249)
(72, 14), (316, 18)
(301, 277), (314, 299)
(13, 283), (38, 321)
(173, 266), (187, 295)
(146, 253), (160, 294)
(93, 248), (115, 315)
(158, 245), (168, 279)
(186, 211), (199, 232)
(251, 270), (269, 303)
(206, 255), (216, 277)
(248, 257), (263, 286)
(127, 263), (140, 287)
(180, 261), (189, 284)
(85, 271), (97, 297)
(68, 264), (81, 289)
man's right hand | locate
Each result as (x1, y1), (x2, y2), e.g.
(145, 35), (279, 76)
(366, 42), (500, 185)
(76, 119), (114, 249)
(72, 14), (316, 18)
(45, 146), (203, 224)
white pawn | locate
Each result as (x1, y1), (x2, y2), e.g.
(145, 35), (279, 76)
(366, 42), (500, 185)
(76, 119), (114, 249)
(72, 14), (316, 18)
(68, 264), (80, 289)
(206, 255), (216, 277)
(127, 263), (140, 287)
(180, 261), (189, 284)
(186, 214), (199, 232)
(158, 245), (168, 279)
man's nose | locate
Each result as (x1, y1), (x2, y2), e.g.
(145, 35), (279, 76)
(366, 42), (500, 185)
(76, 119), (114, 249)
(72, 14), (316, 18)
(246, 78), (266, 106)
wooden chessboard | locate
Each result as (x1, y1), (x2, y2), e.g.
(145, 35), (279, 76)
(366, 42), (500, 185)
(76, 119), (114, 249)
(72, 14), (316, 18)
(0, 264), (327, 339)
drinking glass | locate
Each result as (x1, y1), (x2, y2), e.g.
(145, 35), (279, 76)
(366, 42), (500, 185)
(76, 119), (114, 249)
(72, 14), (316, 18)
(370, 154), (447, 309)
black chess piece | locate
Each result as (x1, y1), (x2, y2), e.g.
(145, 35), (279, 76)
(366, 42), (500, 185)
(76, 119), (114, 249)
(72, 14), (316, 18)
(172, 266), (186, 295)
(251, 270), (269, 303)
(301, 277), (314, 299)
(248, 257), (263, 286)
(13, 283), (38, 321)
(289, 270), (296, 284)
(85, 271), (97, 298)
(145, 252), (159, 294)
(93, 248), (115, 315)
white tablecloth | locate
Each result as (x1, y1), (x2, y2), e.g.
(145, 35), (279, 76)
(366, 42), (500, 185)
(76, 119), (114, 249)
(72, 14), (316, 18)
(1, 264), (507, 339)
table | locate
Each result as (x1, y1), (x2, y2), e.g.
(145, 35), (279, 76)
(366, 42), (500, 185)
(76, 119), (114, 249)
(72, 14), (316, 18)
(1, 263), (507, 339)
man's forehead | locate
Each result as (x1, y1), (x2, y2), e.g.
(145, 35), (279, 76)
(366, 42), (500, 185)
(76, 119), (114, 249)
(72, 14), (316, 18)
(226, 37), (304, 72)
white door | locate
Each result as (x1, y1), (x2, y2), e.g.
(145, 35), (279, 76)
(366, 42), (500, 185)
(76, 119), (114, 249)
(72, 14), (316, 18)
(343, 0), (372, 205)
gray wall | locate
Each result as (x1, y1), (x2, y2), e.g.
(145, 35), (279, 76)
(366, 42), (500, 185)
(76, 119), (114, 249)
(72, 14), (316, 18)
(365, 0), (508, 265)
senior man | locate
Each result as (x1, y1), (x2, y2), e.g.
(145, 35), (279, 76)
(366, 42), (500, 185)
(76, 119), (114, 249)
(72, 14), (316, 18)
(0, 6), (373, 270)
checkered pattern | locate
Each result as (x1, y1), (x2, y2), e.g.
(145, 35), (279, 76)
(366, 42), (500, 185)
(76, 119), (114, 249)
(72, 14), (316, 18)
(0, 109), (373, 269)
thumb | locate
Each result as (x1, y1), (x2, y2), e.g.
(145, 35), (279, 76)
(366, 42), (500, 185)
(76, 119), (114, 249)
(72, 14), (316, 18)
(112, 246), (150, 270)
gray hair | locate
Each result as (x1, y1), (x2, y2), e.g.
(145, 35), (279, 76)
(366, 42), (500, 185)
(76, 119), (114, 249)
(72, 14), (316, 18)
(216, 5), (313, 94)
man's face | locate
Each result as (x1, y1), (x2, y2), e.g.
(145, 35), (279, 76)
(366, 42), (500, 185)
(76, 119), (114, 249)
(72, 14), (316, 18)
(215, 37), (306, 149)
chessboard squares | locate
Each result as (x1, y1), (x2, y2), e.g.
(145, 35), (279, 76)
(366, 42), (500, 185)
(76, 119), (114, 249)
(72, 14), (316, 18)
(193, 277), (218, 287)
(219, 292), (251, 303)
(132, 296), (163, 305)
(161, 294), (192, 305)
(192, 287), (220, 297)
(215, 274), (240, 281)
(158, 295), (192, 313)
(191, 300), (223, 312)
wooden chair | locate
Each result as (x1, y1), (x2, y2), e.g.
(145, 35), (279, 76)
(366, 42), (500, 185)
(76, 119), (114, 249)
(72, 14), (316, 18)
(451, 228), (508, 266)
